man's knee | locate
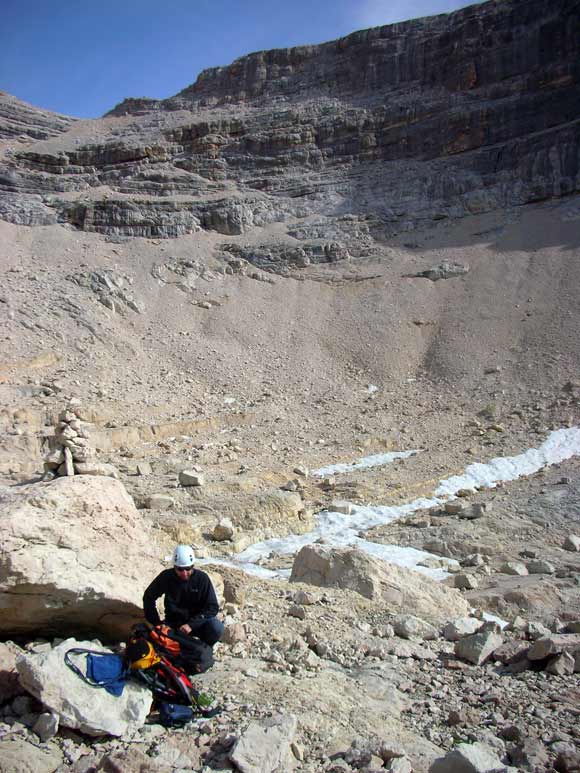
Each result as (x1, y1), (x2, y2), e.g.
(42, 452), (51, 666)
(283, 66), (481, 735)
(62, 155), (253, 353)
(203, 617), (224, 646)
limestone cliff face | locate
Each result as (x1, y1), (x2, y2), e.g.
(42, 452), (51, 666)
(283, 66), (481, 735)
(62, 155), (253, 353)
(0, 91), (75, 141)
(113, 0), (579, 108)
(0, 0), (578, 242)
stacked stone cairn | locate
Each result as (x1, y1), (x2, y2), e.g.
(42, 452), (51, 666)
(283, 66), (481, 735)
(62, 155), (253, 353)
(43, 403), (97, 479)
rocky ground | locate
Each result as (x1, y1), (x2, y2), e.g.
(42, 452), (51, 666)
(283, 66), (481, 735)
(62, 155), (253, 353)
(1, 0), (580, 765)
(1, 195), (580, 771)
(1, 189), (580, 771)
(0, 402), (579, 772)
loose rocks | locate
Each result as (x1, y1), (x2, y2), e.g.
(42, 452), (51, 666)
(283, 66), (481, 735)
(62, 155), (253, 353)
(454, 631), (503, 665)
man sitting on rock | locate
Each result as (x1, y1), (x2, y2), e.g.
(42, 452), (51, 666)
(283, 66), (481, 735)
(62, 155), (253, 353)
(143, 544), (224, 647)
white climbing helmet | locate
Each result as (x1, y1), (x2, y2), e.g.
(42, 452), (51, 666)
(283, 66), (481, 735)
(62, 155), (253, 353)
(173, 544), (195, 567)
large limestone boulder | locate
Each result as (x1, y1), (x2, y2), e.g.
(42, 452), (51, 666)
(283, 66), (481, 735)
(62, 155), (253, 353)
(0, 476), (163, 639)
(290, 546), (469, 623)
(0, 641), (25, 703)
(17, 639), (151, 737)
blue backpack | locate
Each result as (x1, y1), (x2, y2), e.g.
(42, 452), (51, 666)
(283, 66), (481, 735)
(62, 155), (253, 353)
(159, 701), (220, 727)
(159, 702), (196, 727)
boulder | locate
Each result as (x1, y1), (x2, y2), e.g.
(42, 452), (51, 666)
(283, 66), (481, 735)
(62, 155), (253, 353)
(527, 634), (580, 661)
(387, 759), (413, 773)
(229, 713), (297, 772)
(509, 737), (550, 771)
(444, 501), (465, 515)
(293, 590), (315, 605)
(454, 573), (479, 590)
(222, 622), (247, 645)
(526, 621), (551, 640)
(0, 476), (163, 639)
(546, 651), (575, 675)
(415, 261), (469, 282)
(563, 535), (580, 552)
(32, 712), (59, 743)
(145, 494), (175, 510)
(443, 617), (483, 641)
(499, 562), (528, 576)
(454, 632), (503, 665)
(290, 546), (469, 624)
(492, 640), (530, 665)
(288, 604), (306, 620)
(179, 470), (204, 487)
(429, 741), (513, 772)
(0, 641), (24, 703)
(329, 500), (355, 515)
(461, 503), (489, 520)
(555, 749), (580, 772)
(95, 748), (172, 772)
(392, 615), (438, 640)
(526, 560), (555, 575)
(74, 462), (119, 478)
(463, 554), (486, 567)
(17, 639), (152, 737)
(213, 518), (235, 541)
(380, 639), (437, 660)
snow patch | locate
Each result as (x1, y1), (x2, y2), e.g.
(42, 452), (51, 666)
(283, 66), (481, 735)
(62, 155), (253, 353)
(314, 449), (419, 477)
(228, 427), (580, 582)
(435, 427), (580, 496)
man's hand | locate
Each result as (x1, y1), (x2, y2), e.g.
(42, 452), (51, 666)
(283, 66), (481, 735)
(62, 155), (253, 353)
(179, 623), (192, 634)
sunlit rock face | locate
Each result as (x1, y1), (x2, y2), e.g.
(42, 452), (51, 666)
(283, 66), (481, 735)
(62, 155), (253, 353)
(0, 0), (578, 241)
(290, 544), (470, 623)
(0, 475), (162, 640)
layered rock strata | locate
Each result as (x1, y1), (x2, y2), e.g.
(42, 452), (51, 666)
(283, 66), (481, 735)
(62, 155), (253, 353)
(0, 0), (577, 243)
(0, 91), (75, 142)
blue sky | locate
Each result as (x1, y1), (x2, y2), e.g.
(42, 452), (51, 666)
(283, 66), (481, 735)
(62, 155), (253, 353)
(2, 0), (475, 119)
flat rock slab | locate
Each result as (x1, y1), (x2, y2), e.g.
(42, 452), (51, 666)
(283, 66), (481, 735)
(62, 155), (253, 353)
(382, 639), (438, 661)
(17, 638), (152, 737)
(230, 714), (298, 772)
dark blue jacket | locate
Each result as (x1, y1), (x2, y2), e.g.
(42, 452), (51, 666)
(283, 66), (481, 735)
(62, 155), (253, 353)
(143, 568), (219, 627)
